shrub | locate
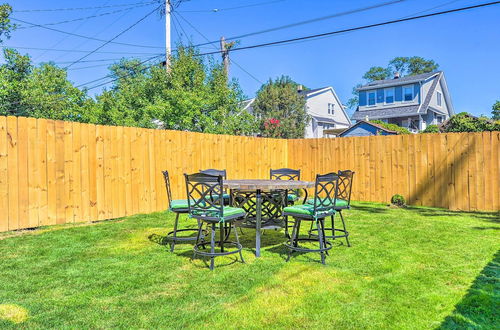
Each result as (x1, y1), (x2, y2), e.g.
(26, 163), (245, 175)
(422, 124), (440, 133)
(391, 194), (406, 207)
(371, 120), (411, 134)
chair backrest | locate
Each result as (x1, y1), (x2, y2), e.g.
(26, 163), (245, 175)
(311, 172), (339, 217)
(200, 169), (227, 180)
(337, 170), (355, 206)
(270, 168), (300, 181)
(184, 172), (224, 219)
(162, 170), (173, 209)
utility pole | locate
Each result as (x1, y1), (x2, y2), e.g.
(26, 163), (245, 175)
(165, 0), (171, 70)
(220, 36), (230, 78)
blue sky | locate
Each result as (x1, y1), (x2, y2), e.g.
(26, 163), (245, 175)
(4, 0), (500, 117)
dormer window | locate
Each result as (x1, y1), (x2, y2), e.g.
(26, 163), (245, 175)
(437, 91), (442, 106)
(403, 86), (414, 101)
(385, 88), (394, 104)
(368, 91), (376, 106)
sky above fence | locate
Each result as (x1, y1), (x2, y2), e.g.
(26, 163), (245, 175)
(5, 0), (500, 117)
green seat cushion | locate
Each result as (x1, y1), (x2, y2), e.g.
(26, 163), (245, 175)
(192, 206), (245, 219)
(306, 198), (348, 207)
(170, 199), (189, 210)
(284, 204), (334, 218)
(287, 193), (299, 202)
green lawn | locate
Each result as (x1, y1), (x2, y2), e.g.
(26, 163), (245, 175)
(0, 202), (498, 329)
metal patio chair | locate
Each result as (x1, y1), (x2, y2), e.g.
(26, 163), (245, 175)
(200, 169), (230, 205)
(185, 172), (246, 271)
(162, 170), (204, 252)
(283, 173), (339, 265)
(270, 168), (301, 204)
(308, 170), (354, 247)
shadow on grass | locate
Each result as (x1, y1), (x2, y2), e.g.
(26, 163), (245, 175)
(405, 206), (500, 223)
(438, 250), (499, 329)
(351, 204), (389, 214)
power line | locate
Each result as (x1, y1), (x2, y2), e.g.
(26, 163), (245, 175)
(191, 1), (500, 56)
(10, 17), (164, 49)
(64, 6), (161, 69)
(2, 46), (160, 55)
(15, 4), (156, 30)
(178, 0), (288, 13)
(13, 1), (159, 13)
(174, 11), (264, 84)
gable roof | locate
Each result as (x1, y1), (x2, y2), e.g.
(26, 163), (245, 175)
(339, 120), (397, 136)
(357, 71), (440, 91)
(352, 105), (420, 120)
(298, 86), (330, 96)
(299, 86), (352, 125)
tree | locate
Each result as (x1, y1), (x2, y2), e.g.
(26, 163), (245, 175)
(370, 120), (410, 134)
(0, 3), (15, 43)
(492, 100), (500, 120)
(422, 124), (440, 133)
(95, 46), (257, 134)
(347, 56), (439, 112)
(441, 112), (500, 132)
(251, 76), (309, 138)
(0, 48), (95, 121)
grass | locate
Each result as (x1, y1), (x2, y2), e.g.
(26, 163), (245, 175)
(0, 202), (498, 329)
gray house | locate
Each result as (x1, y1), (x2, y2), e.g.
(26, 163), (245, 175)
(352, 71), (454, 132)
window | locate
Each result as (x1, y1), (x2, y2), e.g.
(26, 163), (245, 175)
(403, 86), (414, 101)
(368, 92), (376, 106)
(385, 88), (394, 104)
(327, 103), (335, 114)
(436, 116), (443, 123)
(437, 91), (442, 106)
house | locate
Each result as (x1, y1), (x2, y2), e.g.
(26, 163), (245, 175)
(351, 71), (454, 133)
(339, 120), (398, 137)
(244, 86), (351, 138)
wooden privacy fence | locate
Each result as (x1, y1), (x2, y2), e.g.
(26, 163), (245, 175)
(0, 115), (498, 232)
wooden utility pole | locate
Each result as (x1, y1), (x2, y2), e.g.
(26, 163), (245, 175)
(165, 0), (171, 70)
(220, 36), (230, 77)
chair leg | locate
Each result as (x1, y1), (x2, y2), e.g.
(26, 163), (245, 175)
(284, 216), (290, 239)
(209, 223), (216, 271)
(339, 211), (351, 247)
(320, 219), (329, 256)
(219, 222), (225, 253)
(170, 212), (180, 252)
(286, 219), (300, 262)
(192, 219), (204, 260)
(233, 222), (245, 264)
(308, 221), (314, 238)
(316, 219), (326, 265)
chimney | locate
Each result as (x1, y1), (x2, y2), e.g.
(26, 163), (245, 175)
(297, 84), (303, 93)
(394, 71), (400, 79)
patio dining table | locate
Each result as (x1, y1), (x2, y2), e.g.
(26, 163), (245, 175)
(223, 179), (314, 257)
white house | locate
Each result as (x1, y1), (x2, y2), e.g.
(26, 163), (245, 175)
(244, 86), (351, 138)
(352, 71), (454, 132)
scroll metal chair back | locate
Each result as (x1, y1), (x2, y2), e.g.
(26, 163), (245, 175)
(184, 172), (245, 270)
(283, 173), (339, 264)
(336, 170), (355, 209)
(200, 169), (229, 205)
(270, 168), (300, 181)
(162, 170), (203, 252)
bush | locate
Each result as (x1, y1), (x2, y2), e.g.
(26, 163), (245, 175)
(370, 120), (411, 134)
(422, 124), (440, 133)
(391, 194), (406, 207)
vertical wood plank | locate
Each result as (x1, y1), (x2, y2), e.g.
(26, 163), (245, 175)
(55, 121), (66, 224)
(88, 124), (98, 221)
(17, 117), (30, 229)
(116, 126), (126, 217)
(46, 120), (57, 226)
(63, 121), (74, 223)
(72, 122), (82, 222)
(0, 117), (8, 232)
(95, 125), (105, 220)
(80, 123), (90, 222)
(27, 117), (39, 228)
(103, 125), (113, 219)
(37, 119), (48, 226)
(6, 117), (19, 231)
(123, 127), (133, 216)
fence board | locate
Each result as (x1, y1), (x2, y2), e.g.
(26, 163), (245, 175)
(6, 117), (19, 230)
(27, 117), (39, 228)
(80, 124), (90, 222)
(17, 117), (29, 229)
(37, 119), (48, 226)
(46, 120), (57, 226)
(0, 117), (8, 232)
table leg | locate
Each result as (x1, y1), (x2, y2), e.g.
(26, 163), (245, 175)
(255, 189), (262, 257)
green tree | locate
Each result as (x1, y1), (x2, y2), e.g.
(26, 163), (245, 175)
(442, 112), (500, 132)
(422, 124), (440, 133)
(370, 120), (410, 134)
(0, 48), (94, 121)
(362, 66), (391, 81)
(251, 76), (309, 138)
(0, 3), (15, 43)
(95, 46), (256, 134)
(492, 100), (500, 120)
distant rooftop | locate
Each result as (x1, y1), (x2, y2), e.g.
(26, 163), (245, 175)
(357, 71), (441, 91)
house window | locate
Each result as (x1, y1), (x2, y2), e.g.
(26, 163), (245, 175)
(327, 103), (335, 114)
(403, 86), (414, 101)
(437, 91), (442, 106)
(385, 88), (394, 104)
(436, 116), (443, 123)
(368, 92), (376, 106)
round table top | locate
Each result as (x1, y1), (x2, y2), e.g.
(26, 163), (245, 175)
(223, 179), (314, 191)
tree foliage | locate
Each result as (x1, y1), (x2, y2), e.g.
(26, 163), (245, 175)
(370, 120), (410, 134)
(0, 3), (15, 43)
(441, 112), (500, 132)
(251, 76), (309, 138)
(492, 100), (500, 120)
(422, 124), (440, 133)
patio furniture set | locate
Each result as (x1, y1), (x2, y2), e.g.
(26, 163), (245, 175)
(162, 168), (354, 270)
